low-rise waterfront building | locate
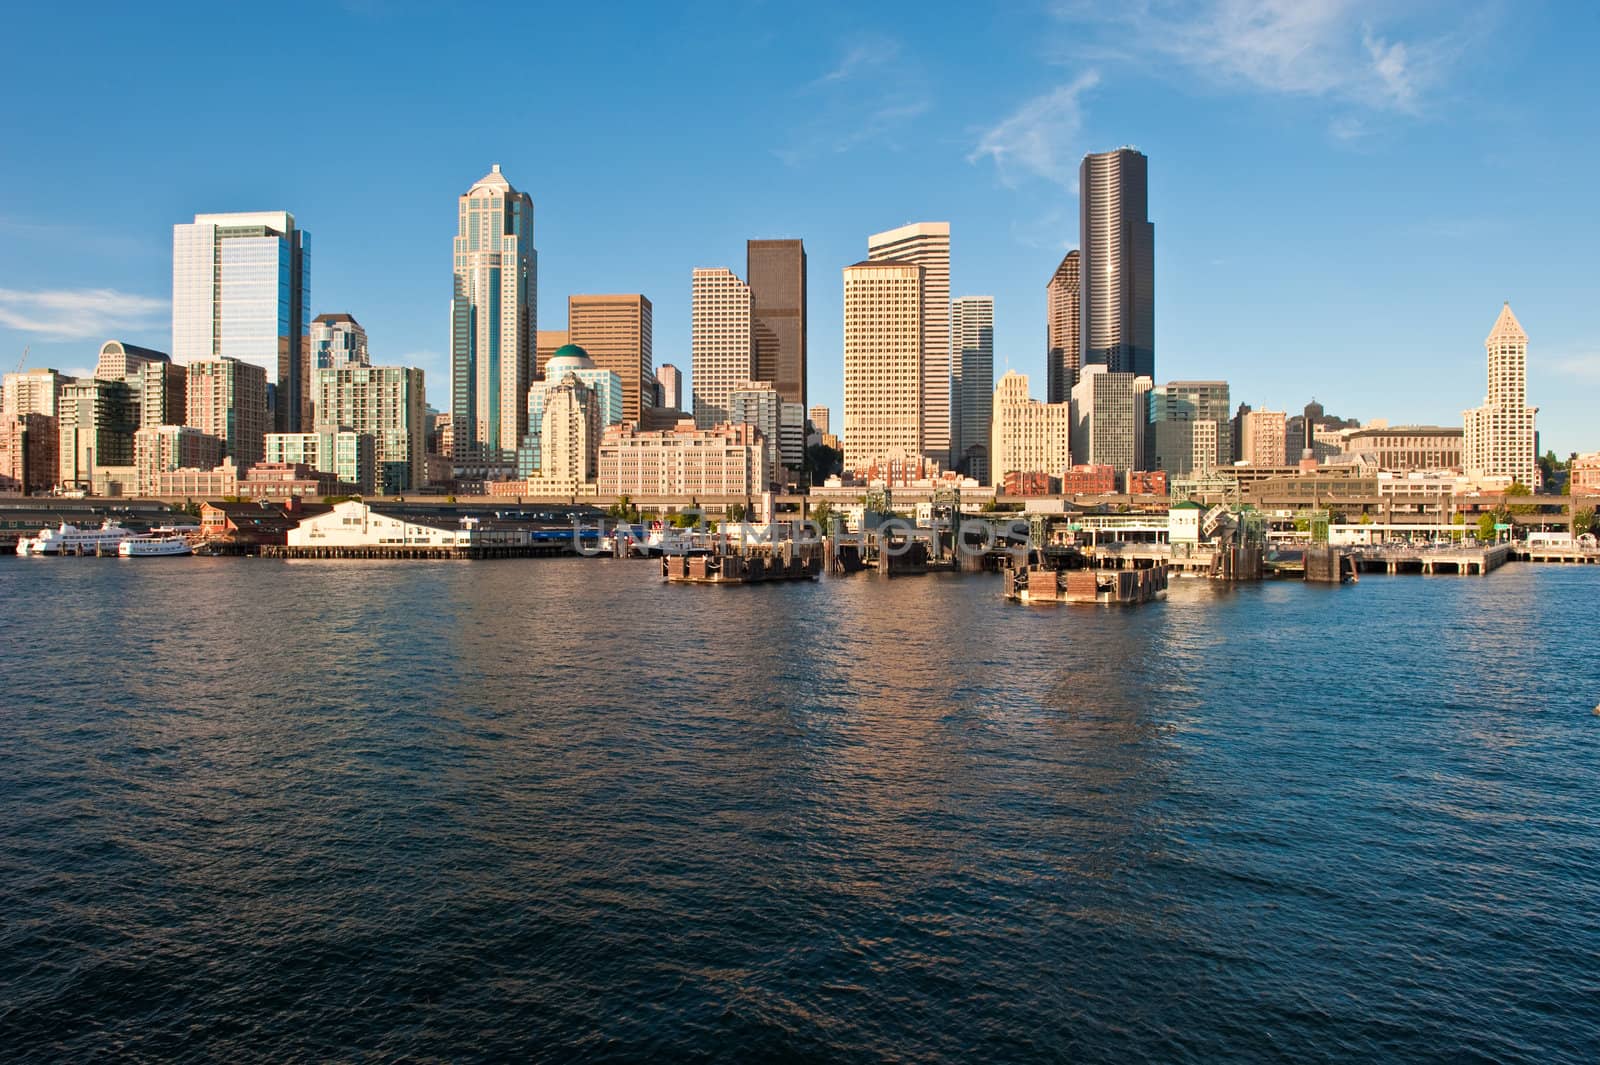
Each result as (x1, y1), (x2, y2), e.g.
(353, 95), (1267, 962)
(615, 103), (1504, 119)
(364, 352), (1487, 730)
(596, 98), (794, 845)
(1339, 424), (1463, 471)
(134, 425), (223, 495)
(1061, 464), (1117, 496)
(1572, 452), (1600, 494)
(156, 460), (240, 499)
(241, 462), (351, 501)
(598, 419), (764, 499)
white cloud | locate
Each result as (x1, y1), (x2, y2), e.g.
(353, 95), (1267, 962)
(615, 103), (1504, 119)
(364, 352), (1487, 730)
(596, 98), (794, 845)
(777, 36), (932, 164)
(0, 287), (167, 340)
(1052, 0), (1471, 114)
(970, 70), (1101, 187)
(1547, 353), (1600, 382)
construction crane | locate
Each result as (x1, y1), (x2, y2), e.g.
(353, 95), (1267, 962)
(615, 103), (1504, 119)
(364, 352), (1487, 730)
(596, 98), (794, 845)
(15, 346), (27, 373)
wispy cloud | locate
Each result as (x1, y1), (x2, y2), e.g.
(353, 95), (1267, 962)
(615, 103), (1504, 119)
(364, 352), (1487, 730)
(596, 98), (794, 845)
(807, 37), (901, 89)
(1547, 353), (1600, 382)
(776, 36), (932, 164)
(0, 287), (168, 340)
(970, 70), (1101, 188)
(1051, 0), (1479, 114)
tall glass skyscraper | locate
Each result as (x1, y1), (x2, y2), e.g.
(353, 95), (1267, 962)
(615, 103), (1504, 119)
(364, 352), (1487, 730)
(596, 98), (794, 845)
(172, 211), (310, 433)
(451, 164), (536, 459)
(1079, 149), (1154, 381)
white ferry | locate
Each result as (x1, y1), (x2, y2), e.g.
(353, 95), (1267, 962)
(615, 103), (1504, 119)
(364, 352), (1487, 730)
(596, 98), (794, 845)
(118, 536), (194, 558)
(15, 521), (134, 556)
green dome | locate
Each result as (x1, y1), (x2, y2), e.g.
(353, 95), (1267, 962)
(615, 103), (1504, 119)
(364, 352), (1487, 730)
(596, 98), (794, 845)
(552, 344), (589, 360)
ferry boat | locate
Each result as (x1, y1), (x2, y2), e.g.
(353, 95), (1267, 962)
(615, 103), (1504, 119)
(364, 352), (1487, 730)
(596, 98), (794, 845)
(15, 520), (133, 556)
(118, 536), (194, 558)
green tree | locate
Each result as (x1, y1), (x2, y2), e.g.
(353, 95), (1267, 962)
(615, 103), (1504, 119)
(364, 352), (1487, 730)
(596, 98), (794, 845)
(810, 501), (834, 531)
(1477, 513), (1498, 540)
(1505, 481), (1537, 515)
(1574, 508), (1597, 536)
(606, 494), (640, 523)
(727, 502), (747, 522)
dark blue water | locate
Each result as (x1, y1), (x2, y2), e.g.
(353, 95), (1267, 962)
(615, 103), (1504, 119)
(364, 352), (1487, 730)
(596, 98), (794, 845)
(2, 557), (1597, 1063)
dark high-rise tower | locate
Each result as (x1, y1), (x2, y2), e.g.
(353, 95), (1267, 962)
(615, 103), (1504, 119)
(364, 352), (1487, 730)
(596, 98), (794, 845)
(1046, 249), (1080, 403)
(747, 239), (807, 413)
(1079, 148), (1154, 380)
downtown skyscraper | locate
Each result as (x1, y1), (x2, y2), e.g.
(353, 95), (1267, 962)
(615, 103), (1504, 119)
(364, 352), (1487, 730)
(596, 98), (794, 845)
(1045, 250), (1080, 403)
(951, 296), (994, 483)
(451, 164), (535, 458)
(747, 239), (807, 413)
(172, 211), (310, 433)
(842, 259), (923, 478)
(867, 222), (951, 468)
(1079, 149), (1154, 380)
(690, 267), (753, 429)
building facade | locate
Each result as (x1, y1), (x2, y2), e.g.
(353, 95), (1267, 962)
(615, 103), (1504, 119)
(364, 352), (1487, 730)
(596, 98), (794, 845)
(656, 363), (684, 411)
(312, 365), (426, 492)
(538, 373), (603, 491)
(747, 239), (807, 412)
(58, 377), (137, 489)
(450, 165), (535, 458)
(518, 345), (622, 478)
(1046, 250), (1081, 402)
(1079, 149), (1154, 380)
(265, 429), (376, 493)
(0, 414), (59, 494)
(1464, 303), (1538, 486)
(1340, 425), (1463, 471)
(808, 405), (830, 438)
(3, 368), (68, 419)
(728, 380), (783, 488)
(867, 222), (951, 467)
(535, 329), (569, 379)
(134, 362), (188, 430)
(173, 211), (310, 432)
(134, 425), (224, 495)
(95, 340), (169, 382)
(1239, 409), (1287, 466)
(597, 420), (764, 498)
(691, 267), (754, 429)
(1146, 380), (1232, 477)
(186, 357), (269, 471)
(951, 295), (995, 483)
(308, 313), (370, 370)
(842, 260), (923, 477)
(990, 370), (1072, 485)
(568, 294), (653, 425)
(1070, 365), (1147, 474)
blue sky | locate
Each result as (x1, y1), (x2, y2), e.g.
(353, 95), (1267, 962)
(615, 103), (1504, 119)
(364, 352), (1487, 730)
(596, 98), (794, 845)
(2, 1), (1596, 452)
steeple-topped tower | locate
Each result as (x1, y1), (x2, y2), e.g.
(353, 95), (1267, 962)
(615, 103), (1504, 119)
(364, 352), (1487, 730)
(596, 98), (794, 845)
(1465, 302), (1538, 487)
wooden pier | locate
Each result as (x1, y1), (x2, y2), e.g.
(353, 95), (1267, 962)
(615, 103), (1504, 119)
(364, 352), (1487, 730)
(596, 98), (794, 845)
(260, 543), (571, 560)
(663, 542), (821, 584)
(1006, 562), (1168, 605)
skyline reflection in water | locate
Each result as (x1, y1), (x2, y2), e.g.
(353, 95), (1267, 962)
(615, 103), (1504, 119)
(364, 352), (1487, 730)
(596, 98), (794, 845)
(1, 557), (1597, 1063)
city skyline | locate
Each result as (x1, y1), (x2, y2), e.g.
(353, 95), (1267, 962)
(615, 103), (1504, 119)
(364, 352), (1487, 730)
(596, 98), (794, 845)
(1, 4), (1597, 453)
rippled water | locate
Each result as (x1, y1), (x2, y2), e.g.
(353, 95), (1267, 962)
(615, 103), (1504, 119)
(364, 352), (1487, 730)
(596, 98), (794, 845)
(2, 557), (1598, 1063)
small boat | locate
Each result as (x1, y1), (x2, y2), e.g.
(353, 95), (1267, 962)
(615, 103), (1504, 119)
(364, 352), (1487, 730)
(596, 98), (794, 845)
(16, 520), (133, 556)
(118, 537), (194, 558)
